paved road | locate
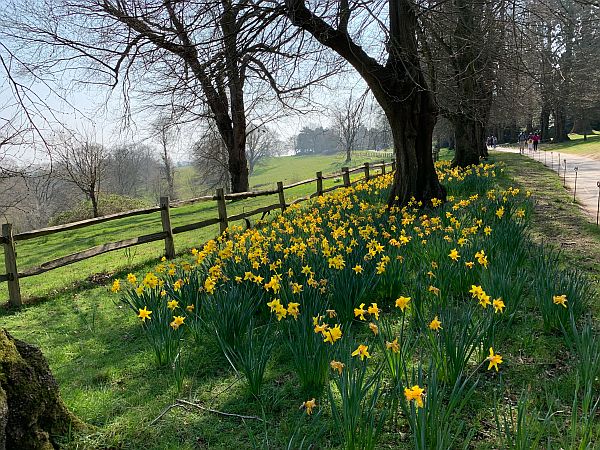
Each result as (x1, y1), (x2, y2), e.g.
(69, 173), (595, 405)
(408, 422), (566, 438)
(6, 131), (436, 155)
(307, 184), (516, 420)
(495, 147), (600, 224)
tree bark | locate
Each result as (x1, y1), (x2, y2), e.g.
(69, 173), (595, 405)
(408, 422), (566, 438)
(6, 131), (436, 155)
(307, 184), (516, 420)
(540, 106), (550, 142)
(553, 106), (570, 142)
(90, 191), (99, 218)
(451, 116), (481, 167)
(0, 329), (84, 449)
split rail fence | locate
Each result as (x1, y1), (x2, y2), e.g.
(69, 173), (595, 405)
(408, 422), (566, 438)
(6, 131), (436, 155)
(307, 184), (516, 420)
(1, 160), (395, 307)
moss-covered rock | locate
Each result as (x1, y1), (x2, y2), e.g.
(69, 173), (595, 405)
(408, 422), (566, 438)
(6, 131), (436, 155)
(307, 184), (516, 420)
(0, 329), (84, 449)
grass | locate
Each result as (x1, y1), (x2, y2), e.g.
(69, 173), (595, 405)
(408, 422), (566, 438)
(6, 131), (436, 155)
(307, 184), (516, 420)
(0, 152), (391, 302)
(538, 131), (600, 160)
(1, 149), (598, 449)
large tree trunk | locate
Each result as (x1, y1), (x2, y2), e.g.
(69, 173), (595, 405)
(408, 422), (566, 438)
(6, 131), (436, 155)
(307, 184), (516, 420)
(385, 90), (446, 207)
(227, 131), (249, 193)
(0, 329), (84, 449)
(451, 116), (481, 167)
(477, 122), (489, 158)
(553, 106), (570, 142)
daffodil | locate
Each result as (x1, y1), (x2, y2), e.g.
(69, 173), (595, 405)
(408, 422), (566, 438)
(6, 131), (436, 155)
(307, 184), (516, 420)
(138, 306), (152, 322)
(267, 298), (282, 312)
(354, 303), (367, 321)
(369, 322), (379, 335)
(367, 303), (380, 320)
(429, 316), (442, 331)
(301, 398), (316, 415)
(404, 385), (424, 408)
(395, 296), (411, 312)
(351, 344), (371, 360)
(448, 248), (460, 261)
(486, 347), (503, 371)
(323, 324), (343, 344)
(287, 302), (300, 319)
(111, 279), (120, 293)
(352, 264), (363, 274)
(493, 298), (505, 313)
(167, 299), (179, 310)
(170, 316), (185, 330)
(127, 273), (137, 284)
(330, 360), (344, 375)
(553, 294), (567, 308)
(386, 338), (400, 353)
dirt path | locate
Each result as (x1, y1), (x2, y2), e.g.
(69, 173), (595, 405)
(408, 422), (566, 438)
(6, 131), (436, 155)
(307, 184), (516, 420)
(495, 147), (600, 223)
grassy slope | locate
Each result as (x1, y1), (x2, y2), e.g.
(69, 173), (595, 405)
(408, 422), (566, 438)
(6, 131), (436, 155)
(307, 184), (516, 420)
(0, 150), (598, 448)
(539, 131), (600, 160)
(0, 152), (391, 302)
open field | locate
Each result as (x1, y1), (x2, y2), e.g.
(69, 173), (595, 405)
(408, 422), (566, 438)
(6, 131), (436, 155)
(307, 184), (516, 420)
(1, 152), (598, 449)
(538, 131), (600, 160)
(0, 152), (392, 302)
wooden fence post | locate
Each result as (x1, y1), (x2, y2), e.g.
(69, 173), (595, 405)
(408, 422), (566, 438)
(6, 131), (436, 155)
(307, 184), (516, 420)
(216, 188), (229, 235)
(316, 171), (323, 196)
(381, 160), (386, 175)
(391, 160), (396, 172)
(277, 181), (286, 213)
(364, 162), (370, 181)
(2, 223), (22, 307)
(342, 167), (350, 187)
(160, 197), (175, 259)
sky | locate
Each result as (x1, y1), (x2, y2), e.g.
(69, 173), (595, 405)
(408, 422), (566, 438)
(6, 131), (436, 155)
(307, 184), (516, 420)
(1, 61), (376, 166)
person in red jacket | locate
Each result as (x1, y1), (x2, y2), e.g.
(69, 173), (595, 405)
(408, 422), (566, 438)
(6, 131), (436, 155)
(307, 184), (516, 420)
(532, 133), (540, 151)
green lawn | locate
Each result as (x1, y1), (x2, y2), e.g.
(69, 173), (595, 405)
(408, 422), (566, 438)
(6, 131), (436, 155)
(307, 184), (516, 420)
(1, 153), (598, 449)
(539, 131), (600, 160)
(0, 152), (392, 302)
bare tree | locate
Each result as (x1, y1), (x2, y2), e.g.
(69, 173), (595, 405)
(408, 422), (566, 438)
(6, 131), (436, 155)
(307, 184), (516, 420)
(246, 125), (280, 174)
(284, 0), (446, 206)
(332, 91), (367, 163)
(152, 118), (178, 199)
(54, 139), (108, 218)
(5, 0), (336, 194)
(191, 126), (231, 193)
(105, 143), (158, 197)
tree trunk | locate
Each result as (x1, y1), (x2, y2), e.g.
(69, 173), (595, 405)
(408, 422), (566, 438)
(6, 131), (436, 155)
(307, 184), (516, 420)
(0, 329), (84, 449)
(451, 116), (480, 167)
(227, 133), (249, 193)
(90, 191), (99, 218)
(345, 146), (351, 163)
(477, 122), (488, 158)
(540, 106), (550, 142)
(385, 91), (446, 207)
(571, 117), (592, 136)
(553, 106), (570, 142)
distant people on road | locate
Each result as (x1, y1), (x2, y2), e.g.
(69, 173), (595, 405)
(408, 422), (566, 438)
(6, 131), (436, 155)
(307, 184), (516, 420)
(533, 132), (540, 151)
(518, 132), (526, 154)
(527, 134), (534, 152)
(492, 135), (497, 149)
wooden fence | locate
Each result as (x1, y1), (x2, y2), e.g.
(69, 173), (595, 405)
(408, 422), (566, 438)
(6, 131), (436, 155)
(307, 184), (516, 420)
(1, 159), (395, 307)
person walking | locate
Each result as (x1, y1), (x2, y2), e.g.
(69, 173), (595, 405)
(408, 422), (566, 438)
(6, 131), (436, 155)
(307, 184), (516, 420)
(492, 135), (497, 149)
(533, 132), (540, 152)
(518, 131), (526, 154)
(527, 134), (534, 152)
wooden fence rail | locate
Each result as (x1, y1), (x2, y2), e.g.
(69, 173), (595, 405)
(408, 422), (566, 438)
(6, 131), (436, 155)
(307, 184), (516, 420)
(1, 158), (395, 307)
